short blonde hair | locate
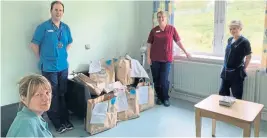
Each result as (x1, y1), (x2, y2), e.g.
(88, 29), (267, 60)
(18, 74), (51, 108)
(229, 20), (243, 29)
(157, 11), (168, 17)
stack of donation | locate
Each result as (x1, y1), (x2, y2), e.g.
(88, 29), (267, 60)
(219, 96), (236, 107)
(72, 55), (154, 135)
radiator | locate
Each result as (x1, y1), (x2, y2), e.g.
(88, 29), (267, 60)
(172, 60), (258, 102)
(255, 71), (267, 114)
(171, 60), (267, 120)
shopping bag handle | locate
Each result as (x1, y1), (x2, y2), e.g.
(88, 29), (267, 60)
(138, 78), (145, 83)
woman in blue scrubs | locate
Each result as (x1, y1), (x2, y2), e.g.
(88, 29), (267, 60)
(219, 20), (252, 99)
(7, 74), (53, 137)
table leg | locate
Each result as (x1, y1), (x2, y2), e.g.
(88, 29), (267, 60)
(195, 108), (201, 137)
(254, 113), (261, 137)
(212, 119), (216, 137)
(243, 124), (251, 137)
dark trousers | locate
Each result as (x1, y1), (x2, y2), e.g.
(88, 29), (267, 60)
(150, 61), (171, 101)
(42, 68), (69, 128)
(219, 76), (244, 99)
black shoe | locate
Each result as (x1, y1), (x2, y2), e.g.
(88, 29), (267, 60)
(163, 100), (170, 107)
(156, 99), (162, 105)
(56, 125), (67, 134)
(63, 120), (74, 130)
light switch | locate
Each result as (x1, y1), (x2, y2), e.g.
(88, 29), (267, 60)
(85, 44), (90, 50)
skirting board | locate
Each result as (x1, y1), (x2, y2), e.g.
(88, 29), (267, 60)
(169, 90), (267, 121)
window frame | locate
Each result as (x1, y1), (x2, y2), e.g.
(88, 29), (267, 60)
(173, 0), (263, 66)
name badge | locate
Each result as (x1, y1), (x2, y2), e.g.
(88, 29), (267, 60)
(156, 30), (160, 33)
(47, 30), (54, 32)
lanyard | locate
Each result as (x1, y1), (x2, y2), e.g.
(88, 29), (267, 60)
(52, 22), (63, 42)
(57, 29), (62, 42)
(55, 26), (62, 42)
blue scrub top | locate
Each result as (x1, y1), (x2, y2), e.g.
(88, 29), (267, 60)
(6, 107), (53, 137)
(31, 19), (73, 72)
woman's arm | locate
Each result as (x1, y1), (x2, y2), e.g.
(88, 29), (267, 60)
(175, 41), (191, 58)
(244, 54), (252, 70)
(173, 26), (190, 58)
(147, 43), (151, 65)
(243, 40), (252, 70)
(147, 28), (154, 65)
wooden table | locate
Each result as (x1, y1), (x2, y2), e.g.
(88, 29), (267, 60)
(194, 94), (264, 137)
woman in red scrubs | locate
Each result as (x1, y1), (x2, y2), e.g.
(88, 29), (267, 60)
(147, 11), (190, 107)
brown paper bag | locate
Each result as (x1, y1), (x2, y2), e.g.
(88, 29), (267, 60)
(90, 59), (115, 84)
(86, 93), (117, 135)
(115, 58), (134, 85)
(136, 82), (155, 112)
(103, 81), (124, 93)
(116, 88), (140, 122)
(74, 73), (105, 96)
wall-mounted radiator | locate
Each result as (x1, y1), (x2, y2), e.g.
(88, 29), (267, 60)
(170, 59), (267, 120)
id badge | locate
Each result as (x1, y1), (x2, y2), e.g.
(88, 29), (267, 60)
(58, 42), (63, 48)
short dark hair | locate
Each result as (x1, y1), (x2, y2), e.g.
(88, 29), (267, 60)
(50, 1), (64, 12)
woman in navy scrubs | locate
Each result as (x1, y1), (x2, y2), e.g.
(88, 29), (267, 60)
(219, 20), (252, 99)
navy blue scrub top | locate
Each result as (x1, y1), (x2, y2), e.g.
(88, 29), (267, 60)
(224, 36), (252, 69)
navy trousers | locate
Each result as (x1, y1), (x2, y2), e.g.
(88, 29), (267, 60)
(42, 68), (69, 128)
(219, 76), (244, 99)
(150, 61), (171, 101)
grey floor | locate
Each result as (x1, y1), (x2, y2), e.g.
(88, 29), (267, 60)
(47, 98), (267, 137)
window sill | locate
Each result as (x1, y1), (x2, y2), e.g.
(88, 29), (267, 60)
(174, 54), (261, 69)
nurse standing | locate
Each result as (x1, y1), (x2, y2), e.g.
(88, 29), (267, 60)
(219, 20), (252, 99)
(30, 1), (73, 133)
(147, 11), (190, 107)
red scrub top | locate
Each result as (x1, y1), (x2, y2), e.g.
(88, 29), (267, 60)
(147, 25), (180, 62)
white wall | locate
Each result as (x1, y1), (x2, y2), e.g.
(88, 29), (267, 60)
(137, 1), (153, 47)
(136, 1), (153, 71)
(1, 1), (50, 106)
(1, 1), (153, 106)
(0, 1), (2, 106)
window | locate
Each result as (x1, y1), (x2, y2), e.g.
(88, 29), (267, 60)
(174, 0), (265, 61)
(224, 0), (265, 60)
(174, 1), (214, 54)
